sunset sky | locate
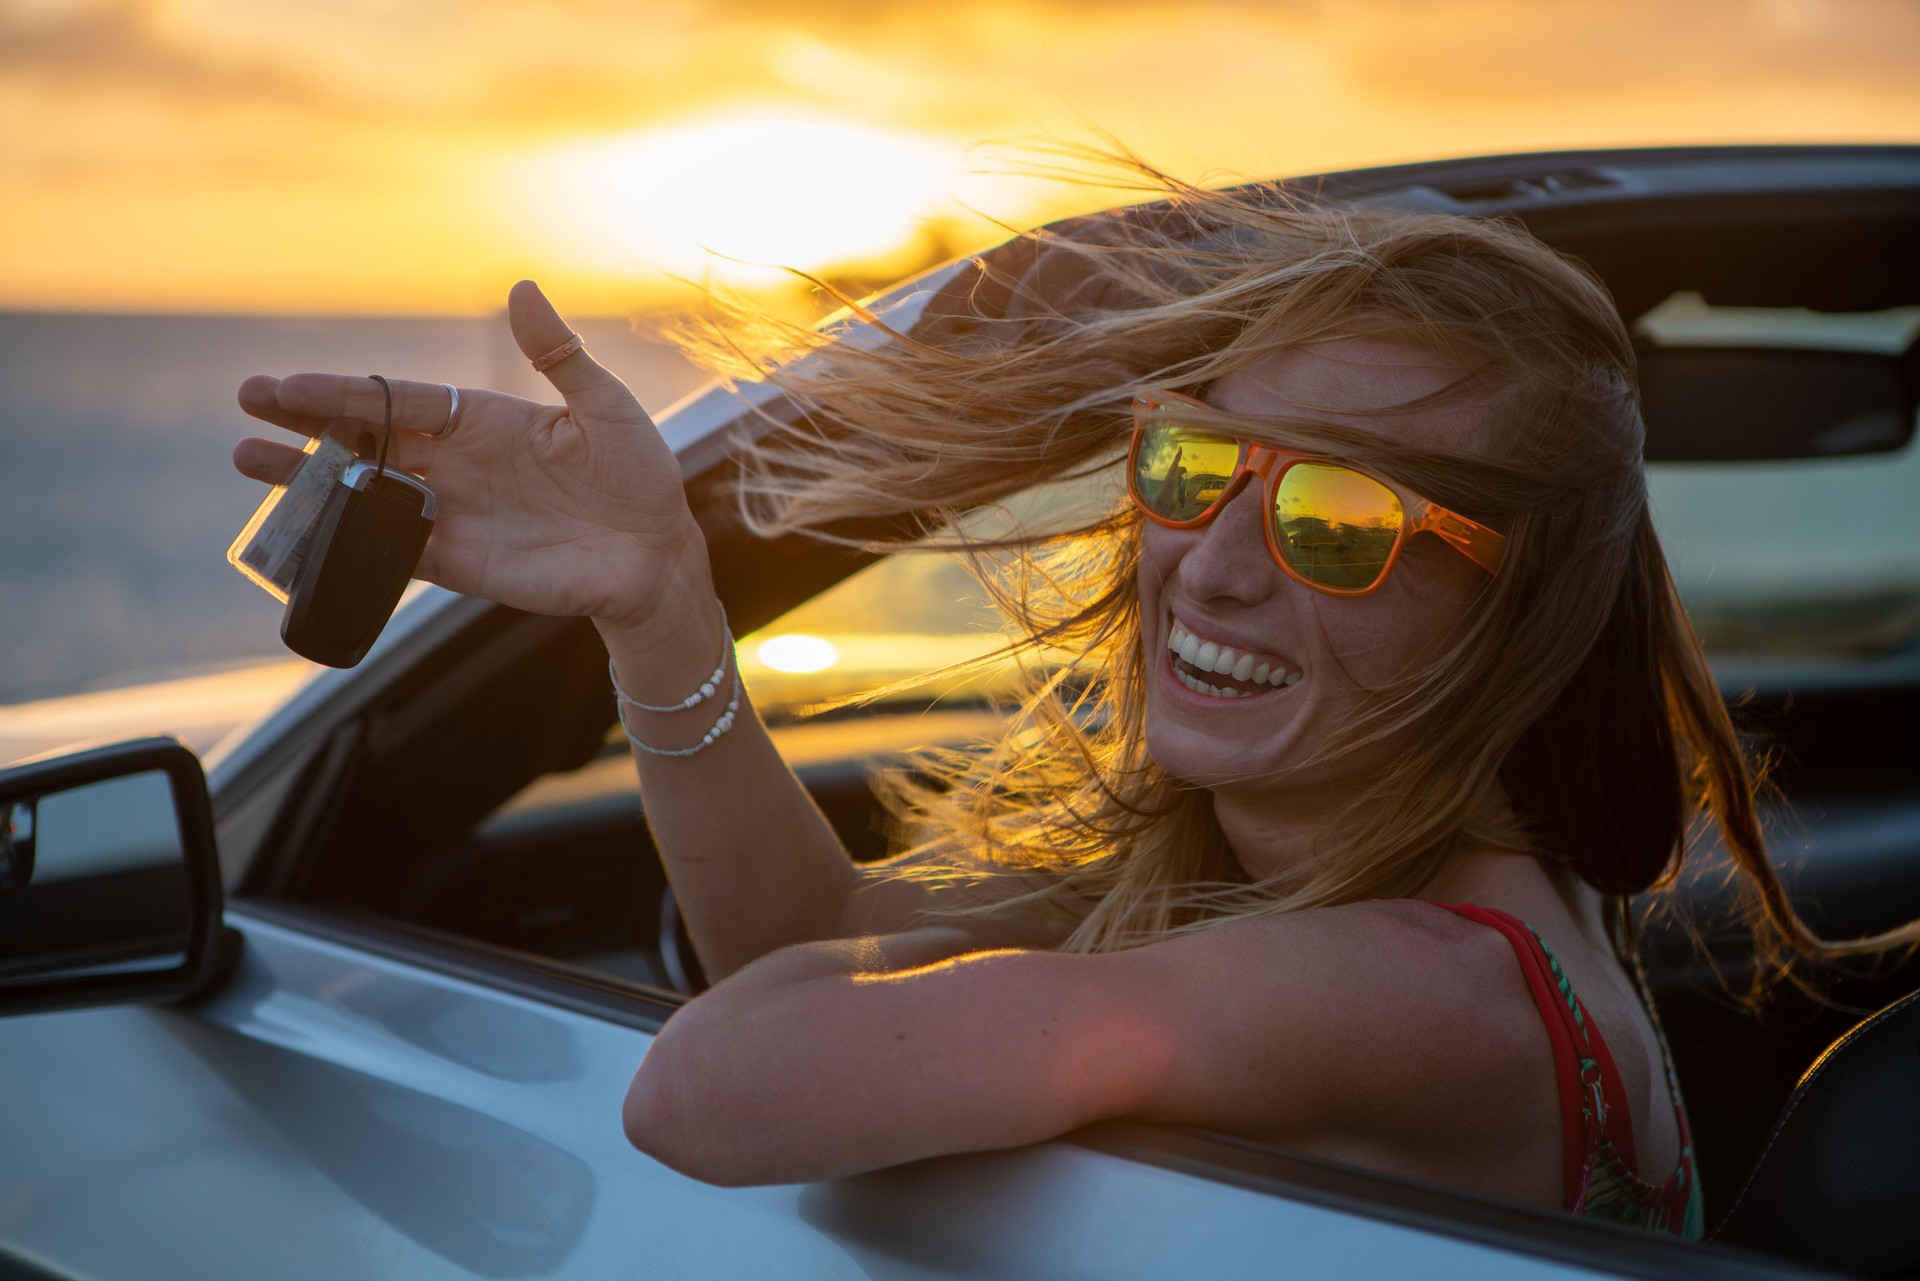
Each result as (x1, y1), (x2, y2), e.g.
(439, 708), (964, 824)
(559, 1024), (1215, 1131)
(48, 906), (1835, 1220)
(4, 0), (1917, 316)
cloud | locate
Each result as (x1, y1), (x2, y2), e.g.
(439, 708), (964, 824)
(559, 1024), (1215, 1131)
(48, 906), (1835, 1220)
(0, 0), (337, 107)
(1329, 0), (1920, 99)
(7, 0), (1918, 125)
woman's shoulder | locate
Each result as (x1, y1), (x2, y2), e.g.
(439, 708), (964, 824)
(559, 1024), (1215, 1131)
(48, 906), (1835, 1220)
(1118, 899), (1559, 1178)
(1155, 896), (1549, 993)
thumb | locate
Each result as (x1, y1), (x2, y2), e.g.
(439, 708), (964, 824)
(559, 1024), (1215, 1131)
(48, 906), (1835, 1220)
(507, 279), (631, 409)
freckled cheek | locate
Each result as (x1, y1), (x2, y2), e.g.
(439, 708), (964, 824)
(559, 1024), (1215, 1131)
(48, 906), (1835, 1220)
(1137, 525), (1186, 585)
(1135, 528), (1188, 624)
(1306, 608), (1399, 689)
(1308, 590), (1457, 690)
(1135, 549), (1165, 672)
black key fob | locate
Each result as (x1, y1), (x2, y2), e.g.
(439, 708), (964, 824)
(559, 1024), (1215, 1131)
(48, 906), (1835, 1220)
(281, 461), (436, 668)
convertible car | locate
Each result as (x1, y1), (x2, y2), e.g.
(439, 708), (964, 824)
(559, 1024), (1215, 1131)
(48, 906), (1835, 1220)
(3, 144), (1917, 1279)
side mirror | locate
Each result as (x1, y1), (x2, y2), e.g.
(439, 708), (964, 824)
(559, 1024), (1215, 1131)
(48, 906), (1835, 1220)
(0, 737), (228, 1017)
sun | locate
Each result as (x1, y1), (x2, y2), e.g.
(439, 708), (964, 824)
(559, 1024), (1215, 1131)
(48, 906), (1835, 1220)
(512, 108), (971, 288)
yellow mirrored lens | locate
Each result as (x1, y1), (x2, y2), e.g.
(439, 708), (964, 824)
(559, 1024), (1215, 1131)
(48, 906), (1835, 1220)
(1274, 463), (1403, 590)
(1133, 422), (1241, 522)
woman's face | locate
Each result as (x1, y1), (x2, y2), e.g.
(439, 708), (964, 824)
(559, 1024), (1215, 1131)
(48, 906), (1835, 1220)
(1137, 335), (1497, 798)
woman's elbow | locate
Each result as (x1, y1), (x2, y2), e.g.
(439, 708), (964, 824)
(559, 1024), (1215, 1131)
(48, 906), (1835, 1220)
(621, 1052), (677, 1160)
(622, 1037), (783, 1188)
(623, 1048), (723, 1184)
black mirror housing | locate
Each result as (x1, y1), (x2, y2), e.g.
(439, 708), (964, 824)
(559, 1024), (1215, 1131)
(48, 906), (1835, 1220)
(0, 738), (228, 1017)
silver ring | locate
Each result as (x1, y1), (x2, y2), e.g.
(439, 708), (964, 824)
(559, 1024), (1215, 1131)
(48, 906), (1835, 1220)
(430, 384), (460, 439)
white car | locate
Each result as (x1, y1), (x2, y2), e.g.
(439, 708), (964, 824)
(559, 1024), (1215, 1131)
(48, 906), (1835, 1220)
(3, 144), (1918, 1279)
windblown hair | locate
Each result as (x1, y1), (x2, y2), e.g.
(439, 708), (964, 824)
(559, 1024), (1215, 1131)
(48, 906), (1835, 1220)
(696, 162), (1914, 967)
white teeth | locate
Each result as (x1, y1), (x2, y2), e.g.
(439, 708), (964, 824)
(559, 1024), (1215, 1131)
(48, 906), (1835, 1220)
(1174, 665), (1249, 698)
(1166, 618), (1299, 695)
(1168, 621), (1195, 664)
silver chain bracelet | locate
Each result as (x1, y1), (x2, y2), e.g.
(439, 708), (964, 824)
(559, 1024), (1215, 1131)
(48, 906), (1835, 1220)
(617, 668), (741, 757)
(609, 599), (741, 757)
(608, 601), (732, 713)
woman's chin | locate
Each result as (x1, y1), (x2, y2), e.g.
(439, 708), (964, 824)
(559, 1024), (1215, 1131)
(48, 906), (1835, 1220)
(1144, 662), (1305, 789)
(1144, 720), (1285, 793)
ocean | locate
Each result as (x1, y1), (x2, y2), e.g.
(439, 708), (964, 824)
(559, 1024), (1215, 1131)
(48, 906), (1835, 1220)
(0, 311), (708, 706)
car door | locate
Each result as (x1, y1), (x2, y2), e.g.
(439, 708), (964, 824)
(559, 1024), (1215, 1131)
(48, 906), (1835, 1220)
(1, 802), (1688, 1281)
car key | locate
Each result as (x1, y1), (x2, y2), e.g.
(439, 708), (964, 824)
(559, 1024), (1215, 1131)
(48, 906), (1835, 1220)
(279, 458), (435, 667)
(228, 374), (437, 669)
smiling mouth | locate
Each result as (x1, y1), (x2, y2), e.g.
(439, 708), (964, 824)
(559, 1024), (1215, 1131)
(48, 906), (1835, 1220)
(1167, 618), (1301, 700)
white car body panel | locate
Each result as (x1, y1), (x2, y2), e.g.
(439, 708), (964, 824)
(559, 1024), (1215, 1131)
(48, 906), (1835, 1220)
(0, 912), (1614, 1280)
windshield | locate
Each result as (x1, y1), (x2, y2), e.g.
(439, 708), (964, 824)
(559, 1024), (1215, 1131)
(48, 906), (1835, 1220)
(738, 438), (1920, 715)
(1649, 442), (1920, 660)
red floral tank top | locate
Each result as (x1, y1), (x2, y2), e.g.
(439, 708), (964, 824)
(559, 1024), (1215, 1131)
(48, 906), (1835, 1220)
(1434, 902), (1704, 1239)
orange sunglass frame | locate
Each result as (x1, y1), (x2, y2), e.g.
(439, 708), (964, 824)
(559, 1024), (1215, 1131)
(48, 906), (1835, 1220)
(1127, 388), (1507, 598)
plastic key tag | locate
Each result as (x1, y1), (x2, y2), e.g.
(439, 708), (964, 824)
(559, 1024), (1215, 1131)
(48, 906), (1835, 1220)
(227, 434), (359, 604)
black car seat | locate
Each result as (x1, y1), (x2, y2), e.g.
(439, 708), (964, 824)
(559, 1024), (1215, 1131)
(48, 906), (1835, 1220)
(1712, 987), (1920, 1276)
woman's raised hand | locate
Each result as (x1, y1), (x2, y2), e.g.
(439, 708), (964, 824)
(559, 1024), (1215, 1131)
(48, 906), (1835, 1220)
(233, 281), (707, 632)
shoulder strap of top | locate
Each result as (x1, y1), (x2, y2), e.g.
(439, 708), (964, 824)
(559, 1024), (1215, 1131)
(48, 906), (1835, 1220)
(1428, 901), (1641, 1208)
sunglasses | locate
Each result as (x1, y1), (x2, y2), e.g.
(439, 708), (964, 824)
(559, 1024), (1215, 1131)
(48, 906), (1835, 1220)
(1127, 388), (1507, 597)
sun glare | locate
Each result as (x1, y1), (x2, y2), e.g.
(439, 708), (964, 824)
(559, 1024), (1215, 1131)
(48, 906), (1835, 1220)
(513, 110), (969, 287)
(755, 634), (842, 674)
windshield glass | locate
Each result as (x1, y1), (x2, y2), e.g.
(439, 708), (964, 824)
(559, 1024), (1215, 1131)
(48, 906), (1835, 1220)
(739, 437), (1920, 715)
(737, 553), (1015, 716)
(1649, 441), (1920, 661)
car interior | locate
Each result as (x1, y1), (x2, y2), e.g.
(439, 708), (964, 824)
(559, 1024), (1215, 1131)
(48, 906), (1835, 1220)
(224, 148), (1920, 1276)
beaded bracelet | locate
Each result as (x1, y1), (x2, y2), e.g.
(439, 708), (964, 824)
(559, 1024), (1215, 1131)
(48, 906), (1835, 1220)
(608, 603), (732, 713)
(609, 600), (740, 757)
(617, 669), (741, 757)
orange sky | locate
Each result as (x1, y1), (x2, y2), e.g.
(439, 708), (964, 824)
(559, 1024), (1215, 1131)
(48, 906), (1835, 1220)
(3, 0), (1917, 315)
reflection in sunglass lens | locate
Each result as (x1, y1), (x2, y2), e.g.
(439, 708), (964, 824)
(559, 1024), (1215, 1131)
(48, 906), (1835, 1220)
(1133, 423), (1242, 522)
(1274, 463), (1404, 590)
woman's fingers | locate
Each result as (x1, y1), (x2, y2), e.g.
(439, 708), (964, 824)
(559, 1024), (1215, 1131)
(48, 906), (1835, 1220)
(508, 279), (637, 413)
(238, 374), (332, 437)
(232, 437), (307, 485)
(237, 280), (642, 457)
(268, 372), (469, 437)
(233, 429), (435, 488)
(239, 372), (453, 445)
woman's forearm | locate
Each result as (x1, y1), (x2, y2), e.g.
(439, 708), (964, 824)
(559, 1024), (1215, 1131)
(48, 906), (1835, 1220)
(622, 929), (1124, 1187)
(597, 584), (865, 981)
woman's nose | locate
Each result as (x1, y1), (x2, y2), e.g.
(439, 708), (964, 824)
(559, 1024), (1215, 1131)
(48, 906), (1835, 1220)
(1177, 481), (1282, 602)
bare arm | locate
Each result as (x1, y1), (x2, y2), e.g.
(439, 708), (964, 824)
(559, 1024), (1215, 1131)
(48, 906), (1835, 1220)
(623, 928), (1167, 1185)
(621, 902), (1552, 1190)
(597, 592), (867, 979)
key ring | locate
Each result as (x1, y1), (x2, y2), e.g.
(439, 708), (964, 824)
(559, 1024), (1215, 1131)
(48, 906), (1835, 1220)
(367, 374), (394, 479)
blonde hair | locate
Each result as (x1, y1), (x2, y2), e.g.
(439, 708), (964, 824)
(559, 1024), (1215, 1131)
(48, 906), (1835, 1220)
(698, 163), (1918, 966)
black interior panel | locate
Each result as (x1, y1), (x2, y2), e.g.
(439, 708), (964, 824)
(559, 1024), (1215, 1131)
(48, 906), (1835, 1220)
(1638, 666), (1920, 1225)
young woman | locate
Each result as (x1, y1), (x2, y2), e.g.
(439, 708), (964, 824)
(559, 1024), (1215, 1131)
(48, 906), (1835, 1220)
(231, 179), (1910, 1237)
